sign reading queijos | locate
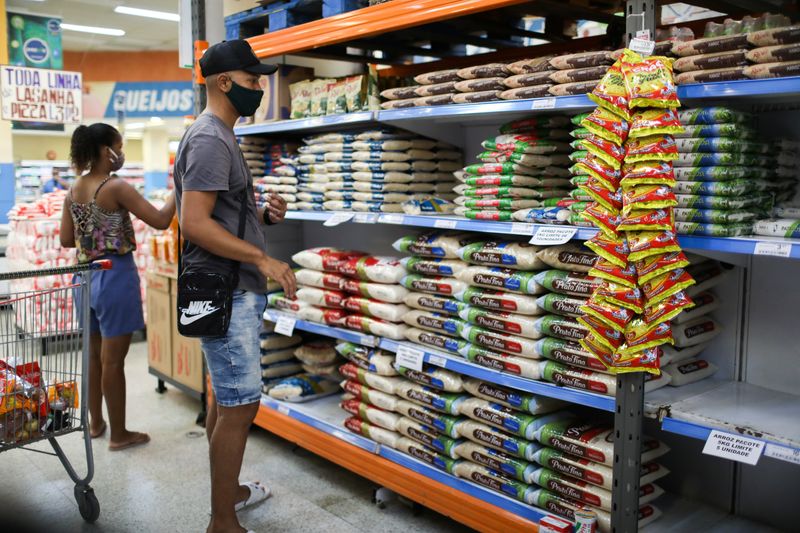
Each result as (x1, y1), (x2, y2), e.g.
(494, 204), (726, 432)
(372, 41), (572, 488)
(0, 65), (82, 124)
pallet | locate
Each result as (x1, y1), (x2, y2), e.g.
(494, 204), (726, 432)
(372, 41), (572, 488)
(225, 0), (368, 40)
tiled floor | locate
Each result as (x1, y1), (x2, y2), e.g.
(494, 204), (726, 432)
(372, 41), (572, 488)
(0, 341), (467, 533)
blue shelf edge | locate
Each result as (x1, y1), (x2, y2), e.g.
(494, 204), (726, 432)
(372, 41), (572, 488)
(260, 395), (379, 453)
(284, 211), (800, 260)
(378, 446), (554, 524)
(660, 416), (800, 459)
(263, 310), (615, 411)
(235, 111), (376, 136)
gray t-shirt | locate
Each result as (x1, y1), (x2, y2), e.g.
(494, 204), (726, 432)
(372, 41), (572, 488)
(174, 112), (266, 293)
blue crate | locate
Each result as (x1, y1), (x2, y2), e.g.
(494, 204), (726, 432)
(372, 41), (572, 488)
(225, 0), (366, 38)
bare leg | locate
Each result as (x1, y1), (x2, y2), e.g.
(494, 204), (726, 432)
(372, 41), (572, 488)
(207, 402), (258, 533)
(101, 333), (149, 448)
(88, 332), (105, 437)
(206, 394), (251, 508)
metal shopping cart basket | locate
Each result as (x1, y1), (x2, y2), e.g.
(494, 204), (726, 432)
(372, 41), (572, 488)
(0, 260), (111, 523)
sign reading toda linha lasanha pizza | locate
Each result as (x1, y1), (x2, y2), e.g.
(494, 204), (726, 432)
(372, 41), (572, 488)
(0, 65), (82, 124)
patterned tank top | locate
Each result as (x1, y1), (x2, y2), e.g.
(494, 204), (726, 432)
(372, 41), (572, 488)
(70, 176), (137, 263)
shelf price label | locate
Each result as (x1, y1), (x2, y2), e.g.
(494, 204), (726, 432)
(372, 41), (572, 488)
(428, 354), (447, 368)
(434, 219), (458, 229)
(276, 403), (290, 415)
(395, 345), (425, 372)
(379, 214), (405, 225)
(323, 212), (354, 227)
(359, 334), (379, 347)
(510, 222), (533, 235)
(754, 242), (792, 258)
(353, 213), (378, 224)
(629, 37), (656, 56)
(702, 430), (764, 465)
(530, 226), (577, 245)
(274, 316), (297, 337)
(764, 443), (800, 465)
(532, 97), (556, 110)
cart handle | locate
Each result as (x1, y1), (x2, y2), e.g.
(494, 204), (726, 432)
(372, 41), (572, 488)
(0, 259), (114, 281)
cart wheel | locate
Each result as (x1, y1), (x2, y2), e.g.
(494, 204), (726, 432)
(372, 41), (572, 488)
(74, 485), (100, 523)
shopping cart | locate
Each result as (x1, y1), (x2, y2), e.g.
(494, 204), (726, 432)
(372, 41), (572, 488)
(0, 260), (111, 523)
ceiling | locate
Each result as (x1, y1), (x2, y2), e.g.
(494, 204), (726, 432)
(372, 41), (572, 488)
(6, 0), (181, 51)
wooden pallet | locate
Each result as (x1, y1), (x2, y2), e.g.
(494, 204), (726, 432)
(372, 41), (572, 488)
(225, 0), (368, 40)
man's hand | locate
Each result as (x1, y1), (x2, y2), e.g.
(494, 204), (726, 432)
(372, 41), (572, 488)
(266, 193), (287, 224)
(257, 254), (296, 299)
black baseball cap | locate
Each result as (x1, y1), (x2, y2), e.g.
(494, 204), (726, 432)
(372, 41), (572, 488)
(199, 39), (278, 77)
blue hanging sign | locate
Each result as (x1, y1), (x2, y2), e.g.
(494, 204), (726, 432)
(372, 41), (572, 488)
(104, 81), (194, 118)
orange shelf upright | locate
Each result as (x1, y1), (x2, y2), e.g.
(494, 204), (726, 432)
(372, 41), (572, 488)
(246, 0), (532, 59)
(254, 404), (540, 533)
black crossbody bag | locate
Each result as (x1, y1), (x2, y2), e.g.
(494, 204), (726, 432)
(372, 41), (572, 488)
(176, 187), (248, 338)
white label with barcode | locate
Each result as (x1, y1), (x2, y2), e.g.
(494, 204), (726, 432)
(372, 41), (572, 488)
(754, 242), (792, 258)
(434, 219), (458, 229)
(764, 443), (800, 465)
(353, 213), (378, 224)
(428, 354), (447, 368)
(360, 335), (378, 347)
(532, 97), (556, 110)
(510, 222), (533, 235)
(274, 316), (296, 336)
(380, 214), (405, 225)
(395, 345), (425, 372)
(629, 37), (656, 56)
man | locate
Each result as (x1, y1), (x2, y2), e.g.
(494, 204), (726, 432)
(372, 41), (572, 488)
(174, 39), (297, 533)
(42, 169), (69, 193)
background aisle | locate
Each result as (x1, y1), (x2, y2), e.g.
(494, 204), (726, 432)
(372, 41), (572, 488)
(0, 341), (465, 533)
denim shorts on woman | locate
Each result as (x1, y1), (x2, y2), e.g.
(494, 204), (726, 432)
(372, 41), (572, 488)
(202, 290), (266, 407)
(74, 252), (145, 338)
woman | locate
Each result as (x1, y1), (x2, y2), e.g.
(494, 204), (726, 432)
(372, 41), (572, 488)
(60, 123), (176, 451)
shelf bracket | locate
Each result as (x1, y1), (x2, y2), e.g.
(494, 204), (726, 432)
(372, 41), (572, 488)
(612, 372), (645, 533)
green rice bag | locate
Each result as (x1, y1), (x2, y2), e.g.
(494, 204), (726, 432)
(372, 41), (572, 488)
(675, 221), (754, 236)
(674, 208), (758, 224)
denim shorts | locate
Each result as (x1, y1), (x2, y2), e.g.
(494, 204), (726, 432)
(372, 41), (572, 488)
(202, 290), (266, 407)
(74, 253), (145, 338)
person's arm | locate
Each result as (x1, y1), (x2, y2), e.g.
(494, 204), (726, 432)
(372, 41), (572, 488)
(115, 182), (176, 230)
(59, 196), (76, 248)
(181, 190), (296, 298)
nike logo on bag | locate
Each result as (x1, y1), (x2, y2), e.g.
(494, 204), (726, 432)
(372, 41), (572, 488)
(180, 300), (220, 325)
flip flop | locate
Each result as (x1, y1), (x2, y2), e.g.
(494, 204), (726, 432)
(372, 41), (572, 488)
(109, 432), (150, 452)
(235, 481), (271, 512)
(90, 421), (107, 439)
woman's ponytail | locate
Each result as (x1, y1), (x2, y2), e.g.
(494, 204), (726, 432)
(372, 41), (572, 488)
(70, 123), (121, 175)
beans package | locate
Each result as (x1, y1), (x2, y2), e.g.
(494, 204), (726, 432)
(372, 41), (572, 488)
(550, 51), (614, 70)
(380, 86), (421, 100)
(672, 34), (749, 57)
(451, 91), (501, 104)
(504, 71), (555, 88)
(414, 81), (458, 96)
(747, 25), (800, 47)
(508, 56), (556, 74)
(549, 66), (610, 84)
(743, 61), (800, 79)
(673, 50), (749, 72)
(548, 80), (602, 96)
(500, 85), (556, 100)
(414, 69), (462, 85)
(675, 67), (748, 84)
(457, 63), (511, 80)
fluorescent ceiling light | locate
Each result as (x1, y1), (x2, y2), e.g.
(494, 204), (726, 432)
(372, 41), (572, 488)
(114, 6), (180, 22)
(124, 122), (146, 130)
(61, 23), (125, 37)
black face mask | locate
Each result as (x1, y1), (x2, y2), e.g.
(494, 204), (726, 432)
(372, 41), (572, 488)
(224, 80), (264, 117)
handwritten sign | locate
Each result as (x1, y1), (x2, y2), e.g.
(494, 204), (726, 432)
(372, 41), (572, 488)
(395, 345), (425, 372)
(1, 65), (82, 124)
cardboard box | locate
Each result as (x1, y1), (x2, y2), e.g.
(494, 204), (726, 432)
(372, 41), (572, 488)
(253, 65), (315, 123)
(145, 273), (172, 378)
(170, 279), (205, 393)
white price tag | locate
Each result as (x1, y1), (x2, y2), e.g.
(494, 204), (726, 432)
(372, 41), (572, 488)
(529, 226), (577, 246)
(635, 29), (651, 40)
(754, 242), (792, 258)
(532, 97), (556, 110)
(428, 354), (447, 368)
(629, 37), (656, 56)
(353, 213), (378, 224)
(380, 214), (405, 225)
(276, 404), (290, 415)
(434, 219), (458, 229)
(274, 316), (296, 337)
(360, 335), (379, 347)
(764, 443), (800, 465)
(323, 212), (354, 227)
(395, 345), (425, 372)
(702, 430), (764, 465)
(510, 222), (533, 235)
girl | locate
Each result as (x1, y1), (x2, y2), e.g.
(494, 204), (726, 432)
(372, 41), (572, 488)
(60, 123), (176, 451)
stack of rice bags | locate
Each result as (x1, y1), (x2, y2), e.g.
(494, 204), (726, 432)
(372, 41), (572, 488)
(673, 106), (795, 237)
(453, 117), (574, 222)
(254, 155), (300, 211)
(294, 129), (461, 213)
(753, 204), (800, 240)
(338, 340), (471, 476)
(264, 336), (343, 402)
(259, 321), (304, 393)
(451, 63), (511, 105)
(451, 398), (668, 531)
(567, 114), (608, 229)
(269, 247), (412, 340)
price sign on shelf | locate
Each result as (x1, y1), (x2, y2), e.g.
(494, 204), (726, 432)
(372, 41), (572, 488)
(629, 37), (656, 56)
(380, 214), (405, 225)
(702, 430), (764, 465)
(276, 404), (290, 415)
(532, 97), (556, 110)
(360, 335), (379, 348)
(353, 213), (378, 224)
(428, 354), (447, 368)
(395, 345), (425, 372)
(754, 242), (792, 258)
(274, 316), (296, 337)
(434, 219), (458, 229)
(764, 443), (800, 465)
(530, 226), (577, 246)
(510, 222), (533, 235)
(323, 212), (354, 227)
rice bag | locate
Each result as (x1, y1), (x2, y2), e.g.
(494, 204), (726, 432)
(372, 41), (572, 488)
(340, 279), (409, 303)
(454, 287), (542, 315)
(534, 315), (588, 341)
(336, 343), (397, 376)
(457, 266), (543, 295)
(458, 306), (544, 338)
(341, 399), (401, 431)
(460, 324), (542, 356)
(343, 315), (408, 340)
(393, 231), (481, 258)
(457, 241), (545, 270)
(456, 419), (542, 461)
(459, 398), (568, 440)
(292, 248), (366, 272)
(404, 327), (470, 355)
(395, 365), (464, 393)
(344, 416), (401, 449)
(394, 382), (467, 416)
(403, 310), (467, 337)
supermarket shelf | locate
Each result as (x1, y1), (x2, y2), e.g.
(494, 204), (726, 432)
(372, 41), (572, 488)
(646, 380), (800, 460)
(642, 494), (781, 533)
(255, 394), (546, 532)
(284, 210), (800, 259)
(678, 76), (800, 104)
(263, 309), (615, 411)
(235, 111), (376, 136)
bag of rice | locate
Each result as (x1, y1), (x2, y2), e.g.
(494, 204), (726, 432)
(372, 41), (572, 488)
(260, 332), (303, 351)
(503, 71), (555, 87)
(337, 256), (405, 283)
(672, 291), (718, 324)
(534, 315), (588, 341)
(381, 86), (421, 100)
(260, 347), (297, 366)
(549, 51), (613, 70)
(535, 337), (608, 372)
(454, 441), (537, 483)
(395, 365), (464, 393)
(534, 270), (601, 297)
(402, 310), (467, 337)
(344, 416), (402, 449)
(394, 399), (461, 438)
(294, 341), (338, 365)
(660, 342), (710, 365)
(457, 266), (544, 295)
(267, 293), (309, 313)
(414, 69), (462, 84)
(341, 399), (401, 431)
(536, 293), (588, 318)
(267, 374), (340, 402)
(336, 342), (397, 376)
(262, 360), (304, 379)
(396, 437), (461, 473)
(460, 324), (542, 356)
(454, 287), (542, 315)
(339, 362), (405, 394)
(292, 248), (366, 272)
(508, 56), (556, 74)
(394, 381), (467, 415)
(352, 171), (413, 183)
(540, 361), (616, 396)
(400, 275), (469, 297)
(403, 293), (466, 316)
(343, 314), (408, 340)
(662, 358), (718, 386)
(404, 327), (470, 355)
(296, 287), (346, 308)
(396, 417), (461, 458)
(400, 257), (467, 278)
(460, 344), (543, 380)
(340, 278), (409, 303)
(458, 307), (544, 338)
(463, 377), (566, 415)
(455, 419), (541, 461)
(296, 306), (348, 326)
(458, 398), (569, 440)
(340, 296), (408, 323)
(341, 379), (400, 410)
(529, 468), (615, 511)
(457, 241), (545, 270)
(672, 316), (721, 348)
